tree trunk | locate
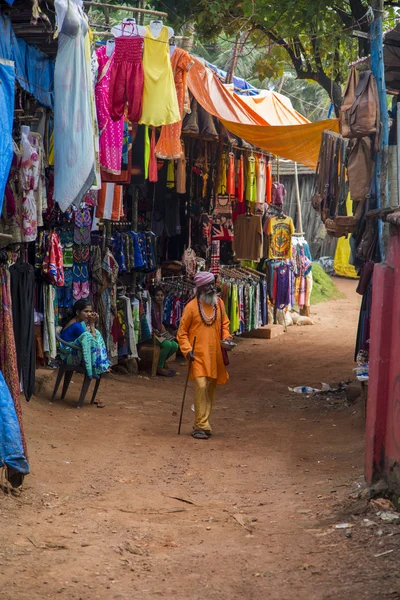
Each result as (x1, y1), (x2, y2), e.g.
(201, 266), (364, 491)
(225, 33), (241, 84)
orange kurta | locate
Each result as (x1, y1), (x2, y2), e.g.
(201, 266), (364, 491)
(177, 298), (230, 384)
(155, 48), (194, 159)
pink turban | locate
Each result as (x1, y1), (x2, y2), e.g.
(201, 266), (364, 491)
(193, 271), (215, 289)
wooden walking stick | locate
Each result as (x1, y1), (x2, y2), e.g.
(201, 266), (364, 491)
(178, 337), (196, 435)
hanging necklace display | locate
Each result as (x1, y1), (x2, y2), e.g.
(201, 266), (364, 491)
(197, 296), (217, 327)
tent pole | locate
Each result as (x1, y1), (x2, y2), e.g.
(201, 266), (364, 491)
(294, 162), (303, 233)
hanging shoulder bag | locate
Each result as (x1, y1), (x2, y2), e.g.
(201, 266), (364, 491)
(341, 70), (380, 140)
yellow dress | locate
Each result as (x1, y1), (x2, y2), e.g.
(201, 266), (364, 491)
(139, 26), (180, 127)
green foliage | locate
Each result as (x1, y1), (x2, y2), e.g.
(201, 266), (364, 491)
(149, 0), (397, 110)
(310, 263), (344, 304)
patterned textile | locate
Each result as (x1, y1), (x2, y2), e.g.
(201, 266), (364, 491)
(0, 267), (28, 457)
(95, 45), (124, 174)
(59, 328), (110, 378)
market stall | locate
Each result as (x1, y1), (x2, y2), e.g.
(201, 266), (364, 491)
(0, 0), (330, 426)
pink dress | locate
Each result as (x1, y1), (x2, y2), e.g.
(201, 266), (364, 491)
(95, 46), (124, 174)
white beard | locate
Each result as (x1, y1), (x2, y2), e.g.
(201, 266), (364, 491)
(199, 291), (218, 306)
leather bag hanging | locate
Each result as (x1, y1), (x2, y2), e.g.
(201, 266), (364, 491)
(347, 137), (374, 203)
(340, 67), (359, 138)
(341, 70), (380, 139)
(182, 96), (199, 134)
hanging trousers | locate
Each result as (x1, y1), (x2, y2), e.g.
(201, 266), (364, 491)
(194, 376), (217, 432)
(109, 36), (144, 124)
(9, 262), (35, 401)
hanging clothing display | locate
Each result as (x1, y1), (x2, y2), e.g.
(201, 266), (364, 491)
(256, 155), (266, 204)
(95, 45), (124, 174)
(227, 152), (235, 196)
(220, 267), (267, 334)
(233, 214), (263, 261)
(140, 26), (180, 127)
(155, 47), (194, 159)
(176, 141), (186, 193)
(92, 247), (119, 365)
(9, 261), (35, 402)
(0, 264), (28, 457)
(217, 152), (227, 194)
(237, 154), (244, 202)
(54, 0), (95, 211)
(20, 131), (46, 242)
(96, 182), (124, 221)
(108, 33), (144, 124)
(246, 156), (256, 202)
(267, 215), (295, 260)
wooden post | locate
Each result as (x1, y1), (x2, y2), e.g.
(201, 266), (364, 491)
(294, 162), (303, 233)
(397, 102), (400, 206)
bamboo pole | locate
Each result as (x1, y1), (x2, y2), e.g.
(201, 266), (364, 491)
(83, 1), (167, 18)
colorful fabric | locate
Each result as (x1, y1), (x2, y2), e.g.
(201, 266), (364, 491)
(96, 182), (123, 220)
(140, 26), (180, 127)
(95, 45), (124, 174)
(42, 232), (65, 287)
(54, 0), (95, 211)
(267, 216), (295, 260)
(246, 156), (256, 202)
(156, 48), (194, 159)
(108, 34), (144, 123)
(0, 371), (30, 476)
(0, 266), (28, 457)
(271, 182), (286, 207)
(256, 155), (266, 204)
(59, 328), (110, 378)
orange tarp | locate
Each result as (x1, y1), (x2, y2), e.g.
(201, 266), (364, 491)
(237, 90), (310, 126)
(187, 59), (340, 168)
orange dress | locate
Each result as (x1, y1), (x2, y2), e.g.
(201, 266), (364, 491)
(177, 298), (230, 384)
(155, 48), (194, 159)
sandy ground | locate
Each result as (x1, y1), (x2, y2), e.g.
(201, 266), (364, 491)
(0, 278), (399, 600)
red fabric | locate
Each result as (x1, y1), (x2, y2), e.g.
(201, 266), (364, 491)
(227, 152), (235, 196)
(266, 160), (272, 204)
(237, 155), (244, 203)
(149, 127), (158, 183)
(109, 37), (144, 123)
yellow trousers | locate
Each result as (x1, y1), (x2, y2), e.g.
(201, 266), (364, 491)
(194, 376), (217, 431)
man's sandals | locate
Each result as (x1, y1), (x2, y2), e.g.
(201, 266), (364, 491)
(191, 429), (212, 440)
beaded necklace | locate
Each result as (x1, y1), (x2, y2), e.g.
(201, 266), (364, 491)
(197, 296), (218, 327)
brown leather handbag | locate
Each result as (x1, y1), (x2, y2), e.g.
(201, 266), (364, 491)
(347, 137), (374, 203)
(340, 67), (358, 138)
(341, 70), (380, 140)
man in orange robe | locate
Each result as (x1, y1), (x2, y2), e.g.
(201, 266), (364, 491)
(177, 271), (231, 439)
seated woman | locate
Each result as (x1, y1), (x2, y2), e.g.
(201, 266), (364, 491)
(151, 287), (178, 377)
(60, 299), (110, 380)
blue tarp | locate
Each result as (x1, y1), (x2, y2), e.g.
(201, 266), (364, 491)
(206, 62), (259, 96)
(0, 14), (54, 108)
(0, 371), (30, 475)
(0, 59), (15, 215)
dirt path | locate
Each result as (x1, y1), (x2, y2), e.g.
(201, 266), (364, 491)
(1, 279), (399, 600)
